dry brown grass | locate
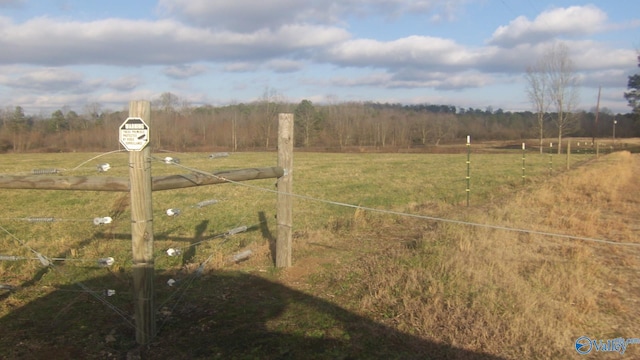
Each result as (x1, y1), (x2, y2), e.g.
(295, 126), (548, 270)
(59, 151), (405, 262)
(302, 151), (640, 359)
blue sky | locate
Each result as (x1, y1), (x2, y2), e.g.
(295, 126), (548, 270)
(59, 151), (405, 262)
(0, 0), (638, 115)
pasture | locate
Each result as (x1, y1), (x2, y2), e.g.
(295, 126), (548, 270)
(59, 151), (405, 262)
(0, 148), (638, 359)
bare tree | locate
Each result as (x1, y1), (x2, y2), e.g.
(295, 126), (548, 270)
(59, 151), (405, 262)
(546, 43), (580, 154)
(526, 42), (579, 154)
(257, 87), (283, 149)
(525, 63), (550, 154)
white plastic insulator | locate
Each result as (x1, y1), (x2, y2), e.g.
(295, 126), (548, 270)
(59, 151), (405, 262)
(166, 208), (181, 216)
(166, 248), (182, 257)
(36, 253), (50, 266)
(93, 217), (113, 225)
(98, 257), (115, 267)
(105, 289), (116, 297)
(167, 279), (176, 287)
(164, 157), (180, 164)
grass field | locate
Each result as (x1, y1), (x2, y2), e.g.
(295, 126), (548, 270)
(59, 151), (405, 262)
(0, 148), (638, 359)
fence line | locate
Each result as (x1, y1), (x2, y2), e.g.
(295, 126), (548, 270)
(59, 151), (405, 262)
(163, 159), (640, 248)
(0, 222), (136, 329)
(0, 150), (636, 351)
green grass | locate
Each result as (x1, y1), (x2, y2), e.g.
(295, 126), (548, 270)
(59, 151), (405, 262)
(2, 149), (623, 359)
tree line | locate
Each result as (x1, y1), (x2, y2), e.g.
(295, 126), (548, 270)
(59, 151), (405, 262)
(0, 93), (637, 153)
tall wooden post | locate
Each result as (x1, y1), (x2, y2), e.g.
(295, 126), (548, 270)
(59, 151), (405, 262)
(127, 101), (155, 344)
(276, 113), (293, 268)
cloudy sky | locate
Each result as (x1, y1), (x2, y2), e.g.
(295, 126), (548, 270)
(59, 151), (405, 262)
(0, 0), (638, 115)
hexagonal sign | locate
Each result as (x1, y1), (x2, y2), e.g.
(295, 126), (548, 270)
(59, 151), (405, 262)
(119, 117), (149, 151)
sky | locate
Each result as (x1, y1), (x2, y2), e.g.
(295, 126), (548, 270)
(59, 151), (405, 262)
(0, 0), (638, 116)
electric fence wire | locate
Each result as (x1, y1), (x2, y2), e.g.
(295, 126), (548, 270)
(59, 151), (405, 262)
(161, 222), (258, 258)
(160, 157), (640, 248)
(0, 254), (114, 266)
(0, 223), (136, 329)
(0, 217), (102, 223)
(2, 149), (126, 177)
(69, 149), (126, 171)
(153, 222), (251, 339)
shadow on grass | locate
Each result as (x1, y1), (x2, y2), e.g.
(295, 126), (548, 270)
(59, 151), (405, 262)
(1, 212), (506, 359)
(0, 268), (506, 360)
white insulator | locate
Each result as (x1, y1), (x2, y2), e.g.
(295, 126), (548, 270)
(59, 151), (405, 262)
(36, 253), (50, 266)
(93, 217), (113, 225)
(163, 157), (180, 164)
(105, 289), (116, 297)
(166, 248), (182, 257)
(96, 163), (111, 172)
(166, 208), (181, 216)
(167, 279), (176, 287)
(97, 257), (115, 267)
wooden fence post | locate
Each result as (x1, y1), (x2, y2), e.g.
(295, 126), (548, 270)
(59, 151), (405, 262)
(127, 100), (155, 344)
(277, 113), (293, 268)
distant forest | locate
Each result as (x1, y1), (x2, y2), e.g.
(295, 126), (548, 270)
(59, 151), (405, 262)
(1, 93), (638, 153)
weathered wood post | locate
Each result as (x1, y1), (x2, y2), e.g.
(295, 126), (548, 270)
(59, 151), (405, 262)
(276, 113), (293, 268)
(122, 100), (155, 344)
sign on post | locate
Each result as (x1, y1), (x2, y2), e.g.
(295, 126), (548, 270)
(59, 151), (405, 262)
(119, 117), (149, 151)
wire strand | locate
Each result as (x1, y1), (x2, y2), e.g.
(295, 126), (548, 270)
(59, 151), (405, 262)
(160, 157), (640, 248)
(0, 223), (136, 329)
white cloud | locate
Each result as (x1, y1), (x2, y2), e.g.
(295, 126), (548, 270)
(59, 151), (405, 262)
(108, 75), (142, 90)
(326, 35), (472, 69)
(163, 64), (209, 79)
(157, 0), (467, 31)
(489, 5), (608, 47)
(0, 67), (85, 92)
(266, 59), (304, 73)
(330, 69), (490, 90)
(223, 62), (259, 72)
(0, 2), (634, 114)
(0, 16), (350, 66)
